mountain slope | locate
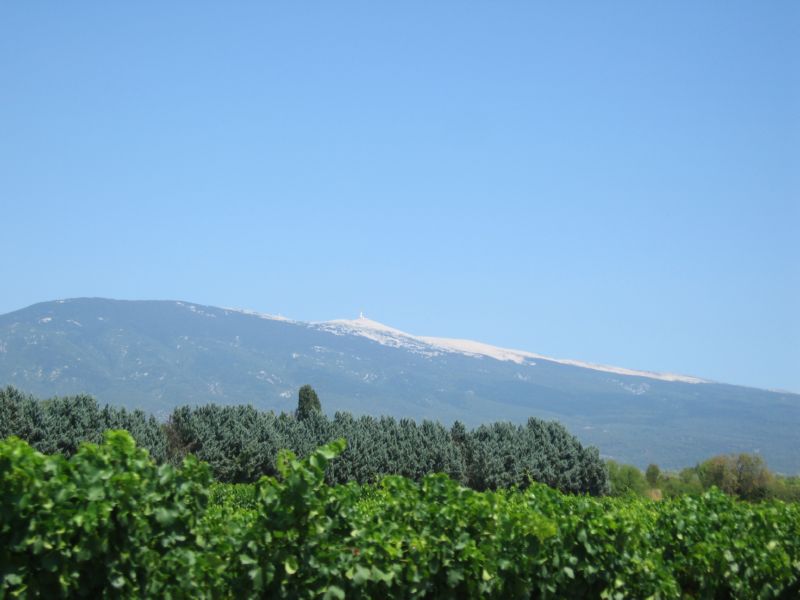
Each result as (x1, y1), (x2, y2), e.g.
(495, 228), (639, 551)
(1, 298), (798, 473)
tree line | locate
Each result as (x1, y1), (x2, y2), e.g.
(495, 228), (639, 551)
(0, 385), (609, 495)
(606, 454), (800, 502)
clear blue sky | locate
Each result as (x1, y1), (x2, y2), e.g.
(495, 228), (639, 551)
(2, 2), (798, 392)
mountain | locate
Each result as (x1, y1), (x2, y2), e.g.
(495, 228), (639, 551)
(1, 298), (798, 473)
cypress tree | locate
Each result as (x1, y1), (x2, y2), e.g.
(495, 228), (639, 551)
(296, 385), (321, 420)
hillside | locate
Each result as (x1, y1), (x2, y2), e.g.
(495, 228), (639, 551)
(0, 298), (798, 472)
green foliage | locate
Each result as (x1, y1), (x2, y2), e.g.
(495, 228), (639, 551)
(607, 453), (800, 504)
(296, 384), (321, 420)
(767, 475), (800, 502)
(654, 490), (800, 598)
(696, 453), (773, 501)
(524, 487), (680, 598)
(660, 467), (705, 498)
(459, 418), (608, 494)
(164, 403), (286, 482)
(0, 386), (166, 462)
(0, 430), (216, 597)
(606, 460), (648, 497)
(2, 386), (607, 495)
(1, 434), (799, 598)
(645, 463), (660, 487)
(640, 452), (798, 502)
(7, 386), (800, 505)
(324, 414), (466, 486)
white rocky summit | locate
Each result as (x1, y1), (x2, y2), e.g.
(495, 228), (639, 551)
(314, 313), (707, 384)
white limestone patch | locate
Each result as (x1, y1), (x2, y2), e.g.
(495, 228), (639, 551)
(187, 304), (217, 318)
(224, 307), (293, 322)
(256, 370), (281, 385)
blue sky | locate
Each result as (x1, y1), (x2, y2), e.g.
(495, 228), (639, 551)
(2, 2), (798, 392)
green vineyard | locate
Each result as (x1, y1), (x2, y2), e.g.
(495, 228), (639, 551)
(2, 431), (799, 599)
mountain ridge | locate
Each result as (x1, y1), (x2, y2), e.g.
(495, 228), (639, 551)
(1, 298), (798, 473)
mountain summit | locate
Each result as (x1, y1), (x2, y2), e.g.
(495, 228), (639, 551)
(320, 314), (706, 384)
(0, 298), (798, 472)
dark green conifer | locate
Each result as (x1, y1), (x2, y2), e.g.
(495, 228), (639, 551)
(296, 384), (321, 420)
